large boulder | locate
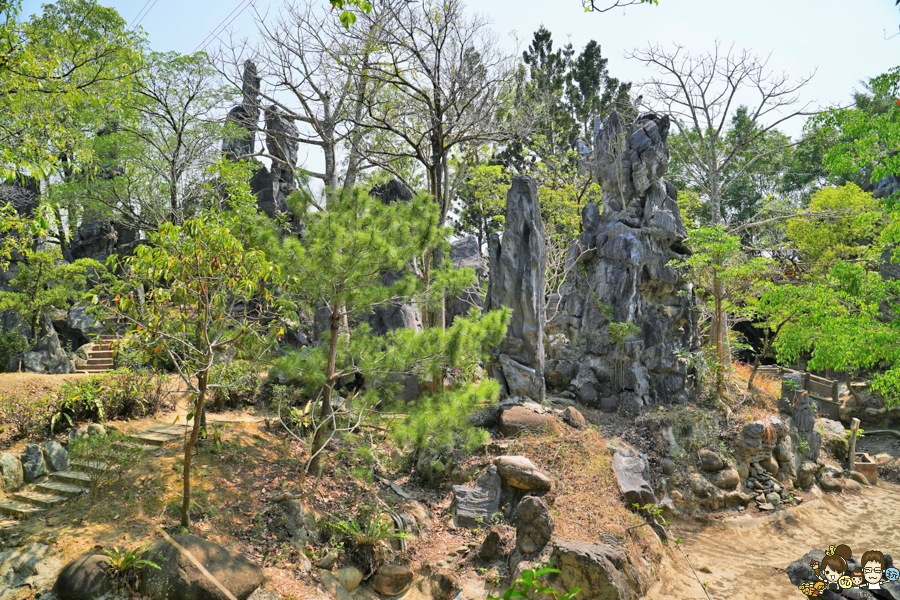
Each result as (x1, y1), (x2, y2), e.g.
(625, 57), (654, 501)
(494, 456), (553, 491)
(371, 565), (414, 596)
(734, 417), (782, 464)
(20, 444), (47, 483)
(545, 111), (699, 415)
(141, 535), (264, 600)
(499, 406), (560, 437)
(612, 450), (655, 507)
(54, 554), (112, 600)
(23, 330), (74, 374)
(451, 466), (502, 528)
(707, 468), (740, 491)
(817, 418), (849, 460)
(0, 453), (23, 492)
(549, 539), (645, 600)
(486, 175), (547, 402)
(698, 449), (724, 472)
(515, 496), (554, 555)
(0, 543), (62, 600)
(43, 440), (69, 472)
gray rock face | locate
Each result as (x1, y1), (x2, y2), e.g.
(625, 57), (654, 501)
(549, 538), (645, 600)
(23, 330), (74, 374)
(0, 174), (40, 216)
(141, 534), (264, 600)
(0, 543), (62, 600)
(494, 455), (553, 491)
(223, 60), (260, 161)
(256, 106), (300, 218)
(0, 452), (23, 492)
(43, 440), (69, 472)
(486, 175), (546, 401)
(515, 496), (554, 555)
(55, 554), (112, 600)
(70, 220), (117, 262)
(793, 390), (822, 460)
(451, 465), (502, 528)
(20, 444), (47, 483)
(547, 111), (699, 415)
(369, 178), (413, 204)
(448, 235), (487, 325)
(612, 449), (655, 507)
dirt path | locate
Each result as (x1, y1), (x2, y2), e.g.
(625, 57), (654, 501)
(650, 483), (900, 600)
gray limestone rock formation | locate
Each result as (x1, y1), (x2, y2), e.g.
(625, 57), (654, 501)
(70, 220), (117, 262)
(486, 175), (547, 401)
(547, 111), (699, 415)
(223, 60), (261, 161)
(448, 235), (487, 325)
(257, 106), (300, 218)
(23, 330), (74, 374)
(369, 178), (413, 204)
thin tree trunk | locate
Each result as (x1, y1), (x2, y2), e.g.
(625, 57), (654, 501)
(181, 369), (208, 529)
(308, 303), (340, 476)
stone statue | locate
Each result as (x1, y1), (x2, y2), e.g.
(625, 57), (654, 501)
(547, 110), (699, 415)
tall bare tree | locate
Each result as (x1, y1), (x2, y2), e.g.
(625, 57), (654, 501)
(627, 41), (817, 225)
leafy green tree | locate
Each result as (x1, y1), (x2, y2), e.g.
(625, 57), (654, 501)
(0, 248), (100, 342)
(452, 163), (508, 251)
(268, 187), (509, 480)
(785, 183), (885, 272)
(0, 0), (144, 180)
(94, 163), (287, 529)
(674, 226), (774, 398)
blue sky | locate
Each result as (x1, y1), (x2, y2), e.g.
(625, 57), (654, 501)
(19, 0), (900, 139)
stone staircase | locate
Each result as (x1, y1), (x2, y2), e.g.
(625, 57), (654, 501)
(74, 334), (118, 374)
(0, 423), (189, 529)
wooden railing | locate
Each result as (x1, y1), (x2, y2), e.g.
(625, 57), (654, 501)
(760, 365), (842, 419)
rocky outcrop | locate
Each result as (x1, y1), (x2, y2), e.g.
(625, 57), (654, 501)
(547, 111), (699, 415)
(255, 106), (300, 218)
(369, 178), (413, 204)
(55, 554), (112, 600)
(70, 221), (117, 263)
(515, 496), (554, 555)
(141, 535), (264, 600)
(451, 465), (502, 528)
(448, 235), (487, 325)
(0, 543), (62, 600)
(223, 60), (260, 161)
(486, 175), (546, 401)
(494, 456), (553, 491)
(549, 538), (646, 600)
(0, 174), (40, 216)
(22, 330), (74, 374)
(792, 390), (822, 461)
(478, 525), (514, 562)
(611, 446), (655, 507)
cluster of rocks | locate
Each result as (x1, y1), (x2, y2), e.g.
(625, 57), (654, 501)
(452, 451), (651, 600)
(0, 440), (69, 493)
(544, 111), (699, 415)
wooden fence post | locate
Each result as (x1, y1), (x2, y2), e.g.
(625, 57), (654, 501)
(849, 417), (861, 472)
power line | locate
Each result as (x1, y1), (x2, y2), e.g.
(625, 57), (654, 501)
(133, 0), (160, 29)
(192, 0), (253, 55)
(129, 0), (153, 27)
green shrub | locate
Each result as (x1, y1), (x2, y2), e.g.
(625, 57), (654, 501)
(51, 369), (170, 432)
(0, 394), (53, 442)
(209, 360), (261, 410)
(0, 329), (27, 372)
(328, 511), (407, 576)
(487, 567), (581, 600)
(69, 431), (143, 500)
(104, 546), (160, 595)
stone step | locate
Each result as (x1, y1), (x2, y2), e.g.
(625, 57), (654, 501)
(129, 432), (178, 447)
(85, 359), (114, 367)
(0, 520), (18, 530)
(11, 491), (67, 508)
(88, 350), (115, 359)
(35, 480), (88, 498)
(113, 440), (158, 452)
(51, 470), (93, 486)
(70, 460), (108, 474)
(0, 500), (45, 519)
(75, 366), (113, 373)
(147, 425), (190, 437)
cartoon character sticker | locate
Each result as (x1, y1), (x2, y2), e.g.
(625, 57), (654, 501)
(860, 550), (886, 590)
(798, 545), (896, 597)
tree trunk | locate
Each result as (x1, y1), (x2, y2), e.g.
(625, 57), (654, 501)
(181, 369), (208, 529)
(308, 303), (340, 477)
(713, 276), (726, 397)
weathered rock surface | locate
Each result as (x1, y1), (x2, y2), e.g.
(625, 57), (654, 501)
(336, 566), (363, 593)
(848, 470), (870, 486)
(478, 525), (514, 562)
(486, 175), (546, 401)
(0, 543), (62, 600)
(734, 417), (783, 464)
(448, 235), (487, 325)
(319, 569), (353, 600)
(21, 443), (47, 483)
(141, 535), (264, 600)
(70, 220), (117, 262)
(55, 554), (112, 600)
(0, 453), (23, 492)
(612, 449), (655, 506)
(499, 406), (560, 437)
(269, 499), (320, 545)
(23, 330), (74, 374)
(549, 539), (645, 600)
(793, 390), (822, 461)
(708, 468), (740, 490)
(515, 496), (554, 555)
(561, 406), (587, 429)
(43, 440), (69, 472)
(759, 456), (780, 476)
(698, 449), (724, 472)
(818, 418), (849, 460)
(223, 60), (260, 161)
(546, 111), (698, 415)
(798, 461), (818, 488)
(451, 466), (502, 528)
(819, 476), (843, 493)
(494, 456), (553, 491)
(371, 565), (414, 596)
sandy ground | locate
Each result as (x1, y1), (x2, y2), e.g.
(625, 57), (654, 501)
(651, 482), (900, 600)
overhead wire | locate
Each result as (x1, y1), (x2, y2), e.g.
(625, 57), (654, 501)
(133, 0), (160, 28)
(192, 0), (254, 55)
(129, 0), (154, 27)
